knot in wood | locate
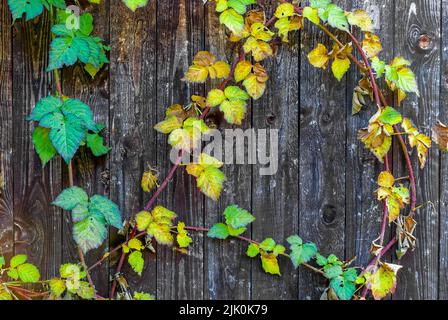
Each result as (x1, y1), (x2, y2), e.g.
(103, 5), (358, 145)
(418, 34), (431, 50)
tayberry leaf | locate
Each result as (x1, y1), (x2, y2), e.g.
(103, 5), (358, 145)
(32, 126), (57, 166)
(224, 205), (255, 229)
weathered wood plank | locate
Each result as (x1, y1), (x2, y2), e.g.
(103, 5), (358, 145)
(12, 12), (62, 279)
(393, 0), (440, 300)
(61, 2), (111, 296)
(345, 0), (395, 276)
(439, 0), (448, 300)
(0, 0), (13, 262)
(155, 0), (204, 300)
(298, 0), (349, 299)
(251, 1), (300, 299)
(203, 2), (252, 300)
(109, 0), (157, 296)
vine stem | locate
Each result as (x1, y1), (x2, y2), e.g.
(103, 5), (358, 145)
(183, 226), (325, 276)
(109, 49), (246, 298)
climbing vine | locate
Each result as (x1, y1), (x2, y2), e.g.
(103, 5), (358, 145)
(1, 0), (445, 301)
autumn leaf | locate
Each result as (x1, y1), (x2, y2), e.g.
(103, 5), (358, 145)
(402, 118), (431, 168)
(347, 10), (374, 33)
(197, 167), (226, 201)
(234, 60), (252, 82)
(274, 3), (295, 19)
(432, 120), (448, 152)
(332, 57), (350, 81)
(141, 169), (158, 192)
(260, 252), (281, 275)
(362, 33), (382, 58)
(183, 51), (230, 83)
(154, 115), (183, 134)
(243, 74), (265, 100)
(303, 6), (320, 25)
(308, 44), (329, 69)
(366, 263), (402, 300)
(243, 36), (273, 62)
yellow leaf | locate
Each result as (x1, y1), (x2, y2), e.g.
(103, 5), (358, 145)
(186, 164), (204, 178)
(347, 9), (374, 32)
(331, 57), (350, 81)
(166, 104), (186, 118)
(234, 60), (253, 82)
(135, 211), (152, 231)
(302, 6), (320, 25)
(367, 263), (401, 300)
(243, 73), (266, 100)
(250, 22), (274, 42)
(210, 61), (231, 79)
(387, 196), (401, 223)
(243, 36), (273, 62)
(168, 128), (192, 151)
(198, 153), (223, 168)
(197, 167), (226, 201)
(193, 51), (216, 66)
(141, 170), (158, 193)
(182, 65), (209, 83)
(151, 205), (176, 223)
(149, 223), (174, 245)
(206, 89), (226, 107)
(274, 3), (295, 19)
(308, 43), (329, 69)
(362, 33), (382, 58)
(220, 99), (247, 125)
(377, 171), (394, 188)
(177, 222), (193, 248)
(260, 252), (281, 275)
(128, 238), (144, 251)
(154, 115), (183, 134)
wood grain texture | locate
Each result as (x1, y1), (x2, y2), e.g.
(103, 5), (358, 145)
(439, 0), (448, 300)
(298, 0), (349, 299)
(11, 11), (62, 279)
(2, 0), (447, 300)
(0, 0), (13, 261)
(345, 0), (395, 277)
(203, 2), (252, 300)
(393, 0), (440, 300)
(250, 0), (300, 299)
(61, 2), (111, 296)
(109, 0), (158, 295)
(155, 0), (205, 300)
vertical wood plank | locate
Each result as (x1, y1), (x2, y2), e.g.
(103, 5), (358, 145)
(393, 0), (440, 300)
(61, 2), (110, 296)
(203, 2), (251, 300)
(0, 0), (13, 261)
(251, 1), (300, 299)
(440, 0), (448, 300)
(345, 0), (395, 274)
(298, 0), (349, 299)
(109, 0), (157, 295)
(12, 12), (62, 279)
(155, 0), (204, 300)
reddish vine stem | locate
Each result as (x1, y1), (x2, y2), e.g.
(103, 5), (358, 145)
(109, 50), (246, 299)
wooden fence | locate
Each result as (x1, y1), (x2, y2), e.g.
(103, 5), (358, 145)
(1, 0), (447, 299)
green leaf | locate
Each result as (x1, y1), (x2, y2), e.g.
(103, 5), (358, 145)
(128, 251), (144, 276)
(259, 238), (276, 251)
(246, 243), (260, 257)
(326, 4), (349, 31)
(330, 276), (356, 300)
(122, 0), (149, 11)
(206, 89), (226, 107)
(273, 244), (286, 256)
(315, 253), (328, 266)
(89, 195), (122, 229)
(79, 13), (94, 36)
(28, 96), (62, 121)
(10, 254), (27, 268)
(286, 235), (303, 246)
(287, 236), (317, 268)
(310, 0), (331, 9)
(134, 292), (155, 300)
(219, 9), (244, 35)
(261, 253), (281, 275)
(224, 86), (250, 101)
(223, 205), (255, 229)
(197, 167), (226, 201)
(371, 57), (385, 78)
(53, 186), (89, 211)
(379, 106), (402, 125)
(86, 133), (110, 156)
(332, 57), (350, 81)
(76, 281), (95, 299)
(49, 114), (85, 163)
(49, 278), (66, 297)
(7, 269), (19, 280)
(396, 67), (419, 95)
(32, 126), (57, 166)
(17, 263), (41, 283)
(73, 216), (108, 253)
(207, 223), (229, 239)
(47, 37), (77, 71)
(8, 0), (44, 21)
(59, 263), (82, 279)
(62, 98), (96, 131)
(227, 225), (247, 236)
(0, 256), (5, 269)
(324, 264), (343, 279)
(303, 7), (320, 25)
